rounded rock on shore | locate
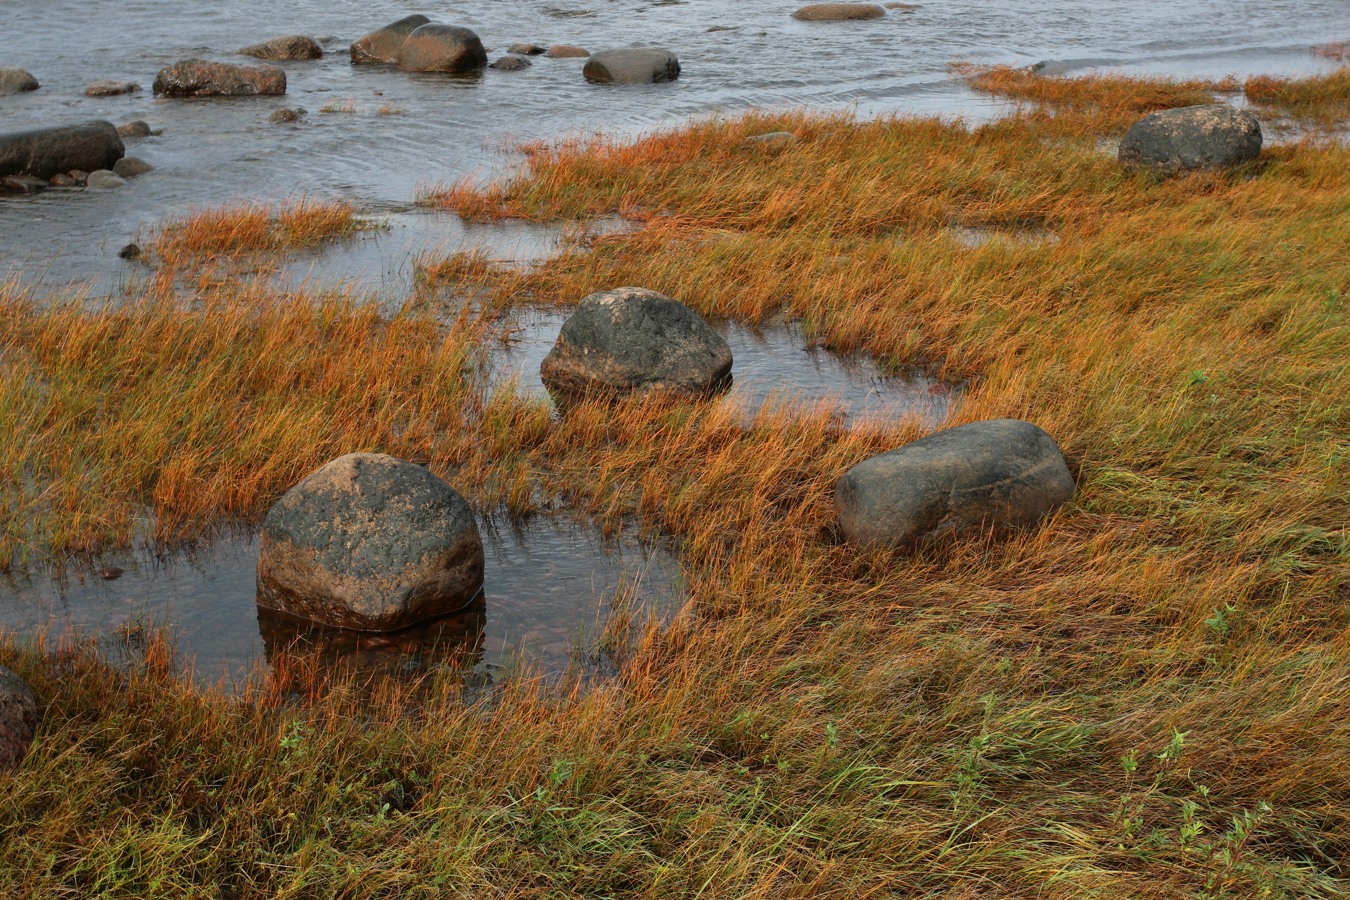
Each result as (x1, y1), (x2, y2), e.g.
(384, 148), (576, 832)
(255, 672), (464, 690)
(791, 3), (886, 20)
(85, 80), (140, 97)
(583, 49), (680, 85)
(545, 44), (591, 59)
(398, 24), (488, 73)
(153, 59), (286, 96)
(257, 453), (485, 632)
(540, 287), (733, 399)
(490, 55), (532, 71)
(85, 169), (126, 189)
(239, 35), (324, 61)
(0, 665), (38, 771)
(351, 14), (432, 65)
(0, 67), (39, 96)
(112, 156), (152, 177)
(1118, 104), (1262, 173)
(836, 419), (1075, 550)
(0, 121), (124, 180)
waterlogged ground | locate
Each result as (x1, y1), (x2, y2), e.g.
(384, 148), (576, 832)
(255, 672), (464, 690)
(0, 517), (683, 688)
(2, 0), (1346, 289)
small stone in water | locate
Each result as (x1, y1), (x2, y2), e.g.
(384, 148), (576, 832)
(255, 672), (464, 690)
(97, 566), (124, 580)
(118, 243), (141, 260)
(113, 156), (153, 178)
(116, 120), (153, 138)
(1, 175), (48, 194)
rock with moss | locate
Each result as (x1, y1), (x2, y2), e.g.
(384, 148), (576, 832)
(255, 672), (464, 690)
(1118, 104), (1261, 173)
(257, 453), (484, 632)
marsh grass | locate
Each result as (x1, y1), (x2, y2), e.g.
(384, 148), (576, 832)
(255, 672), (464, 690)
(2, 70), (1348, 896)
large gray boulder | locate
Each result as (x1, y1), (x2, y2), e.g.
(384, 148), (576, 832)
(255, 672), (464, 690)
(397, 24), (487, 73)
(0, 665), (37, 771)
(153, 59), (286, 96)
(351, 14), (432, 65)
(239, 35), (324, 61)
(0, 67), (39, 96)
(583, 49), (680, 85)
(0, 121), (124, 180)
(257, 453), (484, 632)
(791, 3), (886, 20)
(835, 419), (1075, 550)
(1118, 104), (1262, 173)
(540, 287), (733, 399)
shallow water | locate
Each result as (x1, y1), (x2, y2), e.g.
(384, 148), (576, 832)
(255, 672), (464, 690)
(2, 0), (1345, 290)
(490, 306), (958, 426)
(0, 517), (683, 687)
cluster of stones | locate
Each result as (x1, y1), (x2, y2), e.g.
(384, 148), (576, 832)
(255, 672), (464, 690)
(0, 121), (152, 194)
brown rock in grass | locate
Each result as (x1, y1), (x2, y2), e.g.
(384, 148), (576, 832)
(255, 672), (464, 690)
(0, 666), (37, 771)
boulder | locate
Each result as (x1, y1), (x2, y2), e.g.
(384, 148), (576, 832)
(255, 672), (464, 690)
(153, 59), (286, 96)
(545, 44), (590, 58)
(257, 453), (485, 631)
(85, 169), (126, 190)
(85, 80), (140, 96)
(1118, 104), (1262, 173)
(351, 14), (432, 65)
(0, 121), (124, 180)
(397, 24), (487, 73)
(791, 3), (886, 20)
(0, 665), (37, 771)
(112, 156), (152, 177)
(490, 55), (532, 71)
(0, 67), (39, 96)
(540, 287), (733, 399)
(1, 174), (47, 194)
(238, 35), (324, 61)
(583, 49), (680, 85)
(117, 120), (153, 138)
(835, 419), (1075, 550)
(508, 42), (548, 55)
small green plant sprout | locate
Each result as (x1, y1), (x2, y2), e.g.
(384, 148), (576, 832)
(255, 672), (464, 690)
(1205, 602), (1238, 638)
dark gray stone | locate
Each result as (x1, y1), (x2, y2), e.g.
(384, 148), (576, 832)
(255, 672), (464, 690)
(791, 3), (886, 20)
(118, 243), (141, 260)
(0, 665), (37, 771)
(835, 419), (1075, 550)
(0, 67), (39, 96)
(239, 35), (324, 61)
(153, 59), (286, 96)
(397, 24), (487, 73)
(85, 169), (126, 190)
(490, 55), (532, 71)
(85, 80), (140, 97)
(540, 287), (733, 399)
(257, 453), (485, 631)
(351, 15), (432, 65)
(508, 42), (548, 55)
(112, 156), (152, 178)
(0, 121), (124, 180)
(1119, 104), (1262, 173)
(583, 49), (680, 85)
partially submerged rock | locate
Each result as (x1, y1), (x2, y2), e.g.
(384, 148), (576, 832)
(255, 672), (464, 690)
(0, 67), (39, 96)
(269, 106), (305, 124)
(540, 287), (733, 399)
(0, 665), (37, 771)
(112, 156), (152, 178)
(153, 59), (286, 96)
(508, 42), (548, 56)
(85, 169), (126, 190)
(1, 174), (47, 194)
(583, 49), (680, 85)
(117, 120), (153, 138)
(0, 121), (124, 180)
(397, 24), (487, 73)
(490, 55), (532, 71)
(351, 14), (431, 65)
(257, 453), (485, 632)
(835, 419), (1075, 550)
(85, 80), (140, 96)
(545, 44), (591, 59)
(791, 3), (886, 20)
(239, 35), (324, 61)
(1118, 104), (1262, 173)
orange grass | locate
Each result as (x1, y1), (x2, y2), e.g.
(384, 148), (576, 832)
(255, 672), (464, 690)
(1245, 68), (1350, 126)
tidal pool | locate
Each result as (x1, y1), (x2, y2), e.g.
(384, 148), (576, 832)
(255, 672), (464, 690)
(0, 516), (683, 689)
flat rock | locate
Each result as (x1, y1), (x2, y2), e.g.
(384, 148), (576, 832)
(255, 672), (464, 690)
(791, 3), (886, 20)
(0, 121), (124, 180)
(112, 156), (152, 177)
(508, 42), (548, 55)
(1119, 104), (1262, 173)
(153, 58), (286, 96)
(85, 169), (126, 189)
(583, 48), (680, 85)
(0, 67), (39, 96)
(351, 14), (431, 65)
(397, 24), (487, 73)
(239, 35), (324, 61)
(0, 666), (37, 771)
(257, 453), (485, 632)
(1, 174), (47, 194)
(545, 44), (590, 58)
(85, 80), (140, 96)
(835, 419), (1075, 550)
(490, 55), (532, 71)
(540, 286), (733, 399)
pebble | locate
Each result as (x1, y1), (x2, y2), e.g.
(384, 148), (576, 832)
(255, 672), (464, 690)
(97, 566), (124, 580)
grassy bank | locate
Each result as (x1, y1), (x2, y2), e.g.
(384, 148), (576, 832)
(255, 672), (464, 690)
(1, 68), (1348, 896)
